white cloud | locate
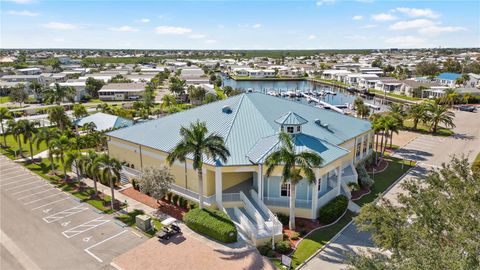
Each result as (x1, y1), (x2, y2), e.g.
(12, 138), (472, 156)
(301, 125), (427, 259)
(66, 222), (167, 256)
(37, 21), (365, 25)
(384, 35), (427, 47)
(316, 0), (336, 6)
(136, 18), (150, 23)
(7, 10), (39, 16)
(54, 38), (65, 42)
(154, 26), (192, 35)
(189, 34), (206, 39)
(6, 0), (35, 4)
(205, 39), (216, 44)
(360, 24), (377, 29)
(308, 35), (317, 40)
(356, 0), (374, 3)
(352, 15), (363, 20)
(418, 25), (466, 35)
(371, 13), (397, 21)
(252, 23), (262, 28)
(43, 22), (79, 30)
(390, 19), (435, 30)
(346, 35), (367, 40)
(395, 7), (439, 18)
(110, 25), (139, 32)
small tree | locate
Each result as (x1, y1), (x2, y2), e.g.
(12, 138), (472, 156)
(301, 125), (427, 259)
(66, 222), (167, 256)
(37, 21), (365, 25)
(9, 85), (28, 106)
(137, 166), (174, 204)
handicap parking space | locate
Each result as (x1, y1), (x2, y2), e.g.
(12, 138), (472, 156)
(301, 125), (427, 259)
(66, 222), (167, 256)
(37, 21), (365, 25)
(1, 156), (147, 267)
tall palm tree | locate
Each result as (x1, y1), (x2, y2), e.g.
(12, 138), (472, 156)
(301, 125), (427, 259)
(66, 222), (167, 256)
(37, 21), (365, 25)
(0, 107), (12, 147)
(18, 120), (39, 161)
(36, 128), (61, 172)
(369, 114), (383, 165)
(29, 81), (44, 101)
(167, 121), (230, 210)
(385, 114), (401, 148)
(425, 102), (456, 134)
(80, 150), (100, 197)
(265, 133), (323, 230)
(44, 83), (75, 105)
(407, 103), (426, 130)
(96, 154), (122, 210)
(51, 135), (71, 180)
(8, 120), (23, 157)
(66, 150), (83, 184)
(48, 106), (71, 131)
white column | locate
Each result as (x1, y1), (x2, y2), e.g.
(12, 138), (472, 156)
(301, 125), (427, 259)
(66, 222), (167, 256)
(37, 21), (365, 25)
(336, 167), (342, 196)
(215, 167), (222, 208)
(311, 169), (320, 219)
(258, 164), (263, 201)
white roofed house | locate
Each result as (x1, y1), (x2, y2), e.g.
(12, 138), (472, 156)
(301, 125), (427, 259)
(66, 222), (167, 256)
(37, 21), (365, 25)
(98, 83), (147, 101)
(343, 73), (378, 86)
(17, 67), (42, 75)
(321, 69), (351, 80)
(374, 77), (403, 95)
(180, 68), (209, 84)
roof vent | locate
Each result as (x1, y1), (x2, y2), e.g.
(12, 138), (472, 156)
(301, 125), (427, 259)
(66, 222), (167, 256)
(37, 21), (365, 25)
(315, 119), (329, 130)
(222, 105), (232, 114)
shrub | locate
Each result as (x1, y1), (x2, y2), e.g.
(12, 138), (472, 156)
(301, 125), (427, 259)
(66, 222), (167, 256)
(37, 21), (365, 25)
(172, 194), (179, 205)
(183, 208), (237, 243)
(276, 213), (289, 226)
(318, 195), (348, 224)
(290, 231), (300, 240)
(178, 197), (186, 208)
(356, 161), (374, 188)
(258, 244), (272, 256)
(299, 229), (309, 237)
(275, 240), (292, 254)
(188, 200), (198, 210)
(348, 182), (360, 191)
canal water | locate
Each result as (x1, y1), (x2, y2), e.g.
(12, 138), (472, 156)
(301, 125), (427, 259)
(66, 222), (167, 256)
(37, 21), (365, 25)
(222, 76), (358, 106)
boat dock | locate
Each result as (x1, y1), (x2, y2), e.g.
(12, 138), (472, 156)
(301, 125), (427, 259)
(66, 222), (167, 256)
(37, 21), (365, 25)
(304, 94), (345, 114)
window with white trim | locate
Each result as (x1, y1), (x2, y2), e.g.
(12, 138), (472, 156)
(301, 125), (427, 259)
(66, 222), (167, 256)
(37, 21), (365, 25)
(281, 182), (290, 197)
(286, 126), (294, 133)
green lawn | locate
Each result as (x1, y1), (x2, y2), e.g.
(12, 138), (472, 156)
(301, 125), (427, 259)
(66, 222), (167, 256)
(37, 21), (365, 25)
(312, 78), (349, 87)
(288, 211), (355, 269)
(0, 96), (10, 103)
(355, 156), (414, 206)
(368, 88), (421, 102)
(115, 209), (163, 237)
(0, 133), (48, 159)
(22, 158), (117, 214)
(403, 119), (454, 137)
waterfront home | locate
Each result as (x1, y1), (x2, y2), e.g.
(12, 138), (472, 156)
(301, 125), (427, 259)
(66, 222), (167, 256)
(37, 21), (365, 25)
(400, 80), (441, 97)
(320, 69), (351, 80)
(435, 72), (462, 87)
(98, 83), (147, 101)
(374, 77), (403, 94)
(359, 67), (383, 76)
(180, 68), (209, 84)
(106, 93), (372, 244)
(343, 73), (378, 86)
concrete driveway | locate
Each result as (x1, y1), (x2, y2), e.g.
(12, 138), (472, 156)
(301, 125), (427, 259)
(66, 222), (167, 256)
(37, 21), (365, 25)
(300, 110), (480, 270)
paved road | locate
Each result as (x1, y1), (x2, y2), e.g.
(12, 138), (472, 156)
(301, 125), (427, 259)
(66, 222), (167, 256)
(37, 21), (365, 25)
(301, 110), (480, 270)
(0, 155), (146, 270)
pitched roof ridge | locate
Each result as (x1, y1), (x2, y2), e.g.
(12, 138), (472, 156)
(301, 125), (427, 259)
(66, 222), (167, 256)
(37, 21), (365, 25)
(222, 93), (247, 143)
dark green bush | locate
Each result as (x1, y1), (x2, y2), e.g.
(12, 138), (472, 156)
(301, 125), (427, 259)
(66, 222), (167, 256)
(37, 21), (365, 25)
(318, 195), (348, 224)
(275, 240), (292, 254)
(183, 208), (237, 243)
(188, 200), (198, 210)
(258, 244), (272, 256)
(276, 213), (289, 226)
(290, 232), (300, 240)
(172, 194), (179, 205)
(178, 197), (185, 208)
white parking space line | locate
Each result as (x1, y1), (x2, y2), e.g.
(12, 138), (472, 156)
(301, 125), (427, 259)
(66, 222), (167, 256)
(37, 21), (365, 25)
(43, 205), (89, 223)
(84, 230), (128, 263)
(17, 188), (55, 200)
(24, 193), (64, 205)
(0, 167), (21, 174)
(0, 170), (30, 179)
(62, 217), (110, 238)
(5, 180), (44, 191)
(31, 197), (71, 211)
(0, 176), (36, 187)
(12, 183), (51, 195)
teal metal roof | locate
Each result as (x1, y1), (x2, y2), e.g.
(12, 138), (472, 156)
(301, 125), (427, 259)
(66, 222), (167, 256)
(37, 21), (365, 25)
(274, 111), (308, 126)
(75, 112), (133, 131)
(107, 93), (371, 166)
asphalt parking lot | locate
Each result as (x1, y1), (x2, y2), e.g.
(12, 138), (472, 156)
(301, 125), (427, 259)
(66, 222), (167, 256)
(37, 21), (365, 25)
(0, 154), (146, 270)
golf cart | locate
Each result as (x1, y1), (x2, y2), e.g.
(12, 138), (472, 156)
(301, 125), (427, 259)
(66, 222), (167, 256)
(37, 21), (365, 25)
(156, 217), (182, 240)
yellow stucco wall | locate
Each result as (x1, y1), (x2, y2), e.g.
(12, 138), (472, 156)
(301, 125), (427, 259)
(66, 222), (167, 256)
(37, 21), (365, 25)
(222, 172), (253, 191)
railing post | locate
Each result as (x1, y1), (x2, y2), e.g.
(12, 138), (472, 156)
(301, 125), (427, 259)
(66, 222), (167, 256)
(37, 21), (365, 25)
(215, 167), (222, 208)
(258, 164), (263, 202)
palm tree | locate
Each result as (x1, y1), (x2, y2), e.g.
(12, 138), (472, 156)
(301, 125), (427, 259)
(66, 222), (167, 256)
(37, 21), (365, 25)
(167, 121), (230, 210)
(389, 103), (405, 117)
(80, 150), (100, 197)
(357, 104), (371, 119)
(82, 122), (97, 134)
(29, 81), (44, 101)
(48, 106), (71, 131)
(44, 83), (75, 105)
(265, 133), (323, 230)
(8, 120), (23, 157)
(425, 102), (456, 134)
(0, 107), (12, 147)
(72, 104), (88, 120)
(385, 114), (401, 148)
(441, 89), (459, 108)
(18, 120), (39, 161)
(369, 114), (383, 165)
(51, 135), (71, 180)
(462, 93), (474, 104)
(407, 103), (426, 130)
(96, 154), (122, 210)
(36, 128), (61, 172)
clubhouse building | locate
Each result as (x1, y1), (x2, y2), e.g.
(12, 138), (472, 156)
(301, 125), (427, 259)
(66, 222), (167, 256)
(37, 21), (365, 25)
(107, 92), (372, 244)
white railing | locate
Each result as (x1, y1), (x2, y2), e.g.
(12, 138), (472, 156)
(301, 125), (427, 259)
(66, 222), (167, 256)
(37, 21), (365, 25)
(170, 184), (215, 206)
(250, 189), (283, 236)
(317, 187), (339, 209)
(341, 181), (352, 200)
(240, 191), (265, 231)
(122, 166), (141, 177)
(222, 192), (241, 202)
(264, 197), (312, 209)
(233, 207), (257, 243)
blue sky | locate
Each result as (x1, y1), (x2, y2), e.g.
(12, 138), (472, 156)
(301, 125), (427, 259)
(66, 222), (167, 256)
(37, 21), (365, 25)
(1, 0), (479, 49)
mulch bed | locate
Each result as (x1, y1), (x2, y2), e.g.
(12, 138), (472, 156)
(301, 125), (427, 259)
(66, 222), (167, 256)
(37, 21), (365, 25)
(283, 217), (324, 247)
(351, 188), (370, 200)
(365, 158), (388, 173)
(120, 187), (187, 220)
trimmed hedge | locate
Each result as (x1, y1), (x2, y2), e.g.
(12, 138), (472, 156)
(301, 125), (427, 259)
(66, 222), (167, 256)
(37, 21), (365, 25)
(183, 208), (237, 243)
(275, 240), (292, 254)
(318, 195), (348, 224)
